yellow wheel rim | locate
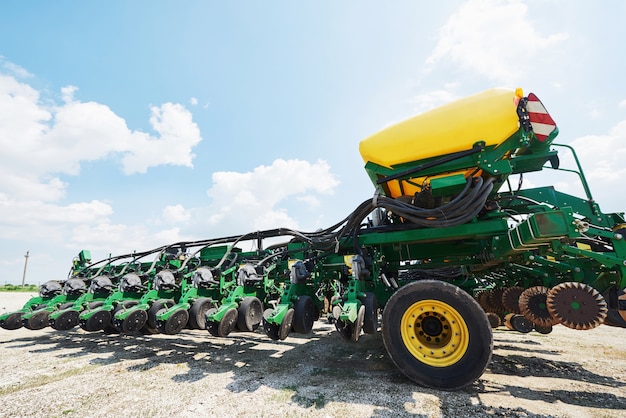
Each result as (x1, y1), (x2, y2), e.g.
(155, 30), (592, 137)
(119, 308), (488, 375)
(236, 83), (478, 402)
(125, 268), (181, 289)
(400, 299), (470, 367)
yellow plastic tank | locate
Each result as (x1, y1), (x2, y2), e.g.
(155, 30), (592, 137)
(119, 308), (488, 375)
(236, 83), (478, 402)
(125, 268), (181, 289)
(359, 88), (521, 168)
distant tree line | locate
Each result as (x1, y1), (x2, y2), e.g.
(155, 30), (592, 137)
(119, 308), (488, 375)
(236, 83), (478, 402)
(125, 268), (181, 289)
(0, 284), (39, 292)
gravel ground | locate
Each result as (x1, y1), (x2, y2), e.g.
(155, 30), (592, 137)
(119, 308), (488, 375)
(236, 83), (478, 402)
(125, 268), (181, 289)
(1, 292), (625, 418)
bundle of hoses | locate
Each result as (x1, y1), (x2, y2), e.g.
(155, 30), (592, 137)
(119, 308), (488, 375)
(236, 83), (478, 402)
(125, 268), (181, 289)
(292, 176), (495, 252)
(73, 177), (495, 274)
(374, 176), (495, 228)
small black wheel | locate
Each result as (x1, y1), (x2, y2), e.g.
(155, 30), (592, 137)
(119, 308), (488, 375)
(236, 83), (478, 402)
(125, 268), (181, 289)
(292, 295), (316, 334)
(510, 314), (533, 333)
(121, 309), (148, 333)
(81, 306), (110, 332)
(361, 293), (379, 334)
(206, 307), (220, 336)
(157, 308), (189, 335)
(263, 308), (280, 340)
(335, 318), (353, 341)
(381, 280), (493, 390)
(217, 308), (238, 337)
(106, 300), (138, 334)
(534, 324), (553, 334)
(147, 299), (175, 329)
(188, 298), (215, 330)
(278, 308), (294, 340)
(602, 287), (626, 328)
(236, 297), (264, 332)
(348, 305), (366, 342)
(51, 310), (80, 331)
(23, 310), (50, 330)
(1, 312), (24, 330)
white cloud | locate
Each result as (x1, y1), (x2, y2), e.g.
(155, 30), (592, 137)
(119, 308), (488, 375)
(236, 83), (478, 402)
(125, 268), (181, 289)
(0, 67), (203, 263)
(204, 159), (340, 233)
(0, 55), (33, 78)
(427, 0), (568, 83)
(408, 88), (460, 114)
(190, 97), (198, 106)
(120, 102), (202, 174)
(560, 119), (626, 213)
(0, 74), (202, 199)
(162, 204), (191, 224)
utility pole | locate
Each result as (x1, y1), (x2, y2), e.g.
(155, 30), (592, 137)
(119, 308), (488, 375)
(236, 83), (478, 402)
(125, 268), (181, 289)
(21, 251), (29, 287)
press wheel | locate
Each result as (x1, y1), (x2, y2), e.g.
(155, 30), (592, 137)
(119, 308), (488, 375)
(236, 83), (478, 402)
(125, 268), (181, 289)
(278, 308), (294, 340)
(262, 308), (280, 340)
(80, 302), (109, 332)
(120, 309), (148, 333)
(188, 298), (215, 330)
(51, 310), (80, 331)
(23, 310), (50, 330)
(361, 292), (379, 334)
(147, 299), (176, 330)
(237, 297), (264, 332)
(156, 308), (189, 335)
(106, 300), (138, 334)
(292, 296), (316, 334)
(1, 312), (24, 330)
(534, 324), (553, 334)
(510, 314), (533, 333)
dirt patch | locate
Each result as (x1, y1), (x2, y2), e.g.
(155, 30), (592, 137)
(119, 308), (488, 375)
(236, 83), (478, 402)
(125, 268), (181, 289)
(1, 292), (625, 417)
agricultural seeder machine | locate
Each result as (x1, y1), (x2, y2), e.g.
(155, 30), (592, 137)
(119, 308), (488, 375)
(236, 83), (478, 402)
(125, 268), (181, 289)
(2, 88), (625, 390)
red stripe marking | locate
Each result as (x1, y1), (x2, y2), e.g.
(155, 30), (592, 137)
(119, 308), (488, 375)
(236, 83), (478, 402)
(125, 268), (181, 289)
(527, 93), (556, 141)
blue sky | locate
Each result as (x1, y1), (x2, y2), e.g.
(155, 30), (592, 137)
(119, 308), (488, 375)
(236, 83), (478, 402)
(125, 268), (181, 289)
(1, 0), (626, 284)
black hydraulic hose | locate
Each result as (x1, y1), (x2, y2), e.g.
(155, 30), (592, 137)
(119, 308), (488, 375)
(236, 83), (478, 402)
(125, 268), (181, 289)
(376, 144), (483, 185)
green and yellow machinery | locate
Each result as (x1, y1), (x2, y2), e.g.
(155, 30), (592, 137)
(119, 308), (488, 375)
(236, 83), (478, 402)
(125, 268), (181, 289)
(2, 88), (624, 390)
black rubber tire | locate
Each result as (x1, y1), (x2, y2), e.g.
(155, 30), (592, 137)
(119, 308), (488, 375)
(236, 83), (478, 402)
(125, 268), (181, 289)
(188, 298), (214, 330)
(23, 310), (50, 330)
(262, 308), (280, 340)
(351, 305), (366, 342)
(510, 314), (533, 333)
(217, 308), (238, 337)
(236, 297), (264, 332)
(79, 301), (107, 332)
(49, 301), (80, 330)
(335, 318), (353, 341)
(361, 292), (379, 334)
(147, 299), (176, 329)
(121, 309), (148, 333)
(291, 296), (316, 334)
(381, 280), (493, 390)
(1, 312), (24, 330)
(156, 308), (189, 335)
(206, 307), (220, 336)
(602, 288), (626, 328)
(534, 324), (553, 334)
(106, 300), (138, 334)
(278, 308), (294, 340)
(51, 310), (80, 331)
